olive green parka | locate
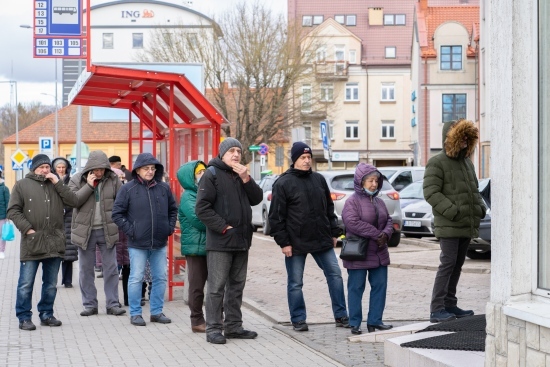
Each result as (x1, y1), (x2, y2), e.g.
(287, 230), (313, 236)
(423, 119), (487, 238)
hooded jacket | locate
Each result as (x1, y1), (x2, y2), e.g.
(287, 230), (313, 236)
(69, 151), (121, 249)
(195, 157), (263, 252)
(423, 119), (487, 238)
(177, 160), (207, 256)
(52, 157), (78, 261)
(7, 172), (78, 261)
(268, 167), (343, 256)
(112, 153), (178, 250)
(341, 163), (392, 269)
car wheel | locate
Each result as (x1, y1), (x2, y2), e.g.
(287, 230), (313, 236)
(262, 210), (271, 235)
(466, 249), (491, 260)
(387, 231), (400, 247)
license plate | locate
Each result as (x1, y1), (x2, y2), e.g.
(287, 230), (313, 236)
(404, 220), (421, 227)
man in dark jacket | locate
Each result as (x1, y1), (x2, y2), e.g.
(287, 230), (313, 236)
(423, 119), (487, 323)
(69, 151), (126, 317)
(112, 153), (178, 327)
(7, 154), (78, 331)
(268, 142), (349, 332)
(195, 138), (263, 344)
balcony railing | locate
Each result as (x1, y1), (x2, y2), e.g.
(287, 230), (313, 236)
(313, 61), (349, 80)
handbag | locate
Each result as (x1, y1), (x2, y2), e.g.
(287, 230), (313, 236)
(339, 235), (368, 261)
(1, 220), (15, 242)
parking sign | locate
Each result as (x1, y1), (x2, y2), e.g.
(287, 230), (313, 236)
(39, 137), (54, 158)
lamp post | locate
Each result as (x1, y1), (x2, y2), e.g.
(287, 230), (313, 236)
(41, 92), (59, 157)
(0, 81), (19, 150)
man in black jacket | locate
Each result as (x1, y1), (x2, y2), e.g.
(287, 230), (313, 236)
(268, 142), (349, 332)
(195, 138), (263, 344)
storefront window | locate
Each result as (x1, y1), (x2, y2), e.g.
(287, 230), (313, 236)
(538, 0), (550, 290)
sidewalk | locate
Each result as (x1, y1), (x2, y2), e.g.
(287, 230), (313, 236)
(0, 234), (342, 367)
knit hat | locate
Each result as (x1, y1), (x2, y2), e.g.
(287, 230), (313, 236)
(218, 138), (243, 157)
(108, 155), (121, 163)
(291, 142), (312, 163)
(194, 163), (206, 175)
(30, 154), (51, 172)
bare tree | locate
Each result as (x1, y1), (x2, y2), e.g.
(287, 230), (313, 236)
(138, 1), (318, 164)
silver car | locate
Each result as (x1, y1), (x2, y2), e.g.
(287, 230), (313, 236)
(317, 170), (403, 247)
(251, 174), (279, 235)
(399, 180), (435, 238)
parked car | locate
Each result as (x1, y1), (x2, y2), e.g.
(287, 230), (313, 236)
(378, 166), (426, 192)
(251, 174), (279, 235)
(317, 170), (403, 247)
(467, 178), (491, 259)
(399, 180), (435, 238)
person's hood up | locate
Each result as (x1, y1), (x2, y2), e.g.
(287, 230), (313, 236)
(132, 152), (164, 181)
(51, 157), (72, 175)
(177, 160), (205, 191)
(442, 119), (479, 159)
(82, 151), (112, 175)
(354, 163), (383, 196)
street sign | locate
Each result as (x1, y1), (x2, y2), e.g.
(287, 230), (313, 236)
(11, 161), (23, 171)
(11, 149), (29, 168)
(34, 0), (83, 58)
(320, 121), (329, 151)
(259, 143), (269, 155)
(260, 155), (266, 166)
(249, 145), (261, 152)
(39, 137), (54, 158)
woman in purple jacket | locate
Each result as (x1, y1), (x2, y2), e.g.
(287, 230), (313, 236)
(342, 163), (394, 335)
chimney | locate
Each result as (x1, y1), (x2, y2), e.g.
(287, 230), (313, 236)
(419, 0), (428, 12)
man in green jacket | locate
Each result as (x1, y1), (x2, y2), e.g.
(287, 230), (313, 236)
(423, 119), (487, 323)
(7, 154), (78, 331)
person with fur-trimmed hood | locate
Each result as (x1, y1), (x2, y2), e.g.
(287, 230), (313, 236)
(423, 119), (487, 323)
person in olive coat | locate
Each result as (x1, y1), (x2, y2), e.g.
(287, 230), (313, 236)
(177, 160), (207, 332)
(423, 119), (487, 323)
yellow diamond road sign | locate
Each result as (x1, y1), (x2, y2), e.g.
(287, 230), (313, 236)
(11, 149), (29, 167)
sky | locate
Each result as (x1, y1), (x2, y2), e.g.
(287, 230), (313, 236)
(0, 0), (286, 108)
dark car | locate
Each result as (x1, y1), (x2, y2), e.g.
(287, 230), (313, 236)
(467, 178), (491, 259)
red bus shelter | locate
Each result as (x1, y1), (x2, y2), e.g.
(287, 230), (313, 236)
(69, 63), (227, 300)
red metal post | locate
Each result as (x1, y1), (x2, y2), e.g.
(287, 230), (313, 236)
(128, 108), (133, 170)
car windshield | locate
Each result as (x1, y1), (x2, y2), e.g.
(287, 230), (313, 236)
(331, 175), (355, 191)
(378, 169), (397, 180)
(398, 181), (424, 199)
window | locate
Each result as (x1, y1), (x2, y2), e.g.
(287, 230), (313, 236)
(335, 15), (345, 24)
(302, 15), (313, 26)
(320, 83), (334, 102)
(335, 46), (345, 61)
(301, 84), (312, 112)
(313, 15), (324, 25)
(102, 33), (113, 49)
(384, 14), (406, 25)
(442, 94), (467, 122)
(349, 49), (357, 64)
(303, 122), (312, 146)
(440, 46), (462, 70)
(132, 33), (143, 49)
(381, 83), (395, 101)
(345, 120), (359, 139)
(346, 15), (356, 26)
(393, 171), (412, 189)
(381, 121), (395, 139)
(316, 47), (326, 63)
(385, 46), (396, 59)
(345, 83), (359, 101)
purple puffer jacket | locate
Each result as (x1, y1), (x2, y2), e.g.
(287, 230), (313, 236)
(341, 163), (393, 269)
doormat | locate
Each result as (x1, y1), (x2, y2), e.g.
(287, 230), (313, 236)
(417, 314), (486, 333)
(400, 330), (485, 351)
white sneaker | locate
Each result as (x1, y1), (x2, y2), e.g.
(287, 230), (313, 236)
(0, 252), (5, 259)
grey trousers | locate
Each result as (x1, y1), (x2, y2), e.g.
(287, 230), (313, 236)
(78, 229), (120, 309)
(430, 237), (470, 313)
(205, 250), (248, 335)
(187, 255), (208, 326)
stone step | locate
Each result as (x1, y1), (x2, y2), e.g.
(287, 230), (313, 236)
(348, 321), (433, 343)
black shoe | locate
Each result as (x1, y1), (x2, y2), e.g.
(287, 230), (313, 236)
(131, 315), (146, 326)
(335, 316), (351, 328)
(140, 300), (146, 306)
(207, 332), (226, 344)
(106, 306), (126, 316)
(225, 329), (258, 339)
(351, 326), (362, 335)
(430, 309), (457, 323)
(292, 320), (309, 331)
(150, 313), (171, 324)
(40, 316), (62, 327)
(445, 306), (474, 318)
(80, 307), (99, 316)
(366, 324), (393, 333)
(19, 319), (36, 331)
(64, 283), (73, 288)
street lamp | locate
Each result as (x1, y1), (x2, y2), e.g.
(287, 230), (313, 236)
(0, 81), (19, 149)
(41, 92), (59, 157)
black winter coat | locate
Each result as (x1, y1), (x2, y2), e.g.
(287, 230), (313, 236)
(195, 157), (263, 252)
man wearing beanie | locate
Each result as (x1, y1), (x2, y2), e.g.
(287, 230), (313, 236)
(196, 137), (263, 344)
(7, 154), (78, 330)
(268, 142), (349, 332)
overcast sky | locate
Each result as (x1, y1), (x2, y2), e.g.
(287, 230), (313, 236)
(0, 0), (286, 107)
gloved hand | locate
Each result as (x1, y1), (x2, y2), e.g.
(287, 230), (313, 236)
(376, 233), (388, 247)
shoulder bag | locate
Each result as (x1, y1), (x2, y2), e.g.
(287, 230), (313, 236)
(339, 235), (368, 261)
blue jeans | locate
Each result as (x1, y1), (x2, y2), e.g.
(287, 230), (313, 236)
(285, 248), (347, 323)
(347, 266), (388, 327)
(128, 247), (167, 317)
(15, 257), (62, 322)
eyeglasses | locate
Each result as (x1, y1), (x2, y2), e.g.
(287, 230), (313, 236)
(141, 167), (156, 172)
